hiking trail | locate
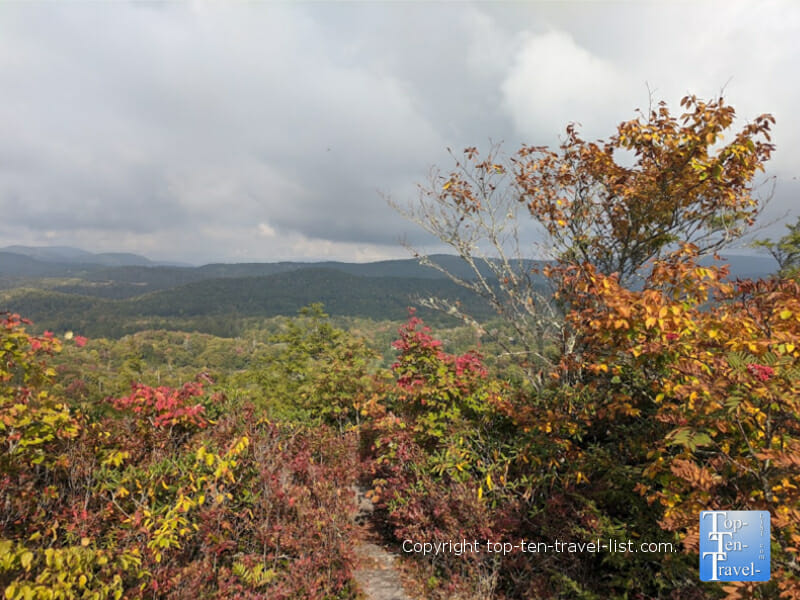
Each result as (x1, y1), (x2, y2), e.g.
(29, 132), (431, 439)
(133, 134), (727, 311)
(352, 485), (415, 600)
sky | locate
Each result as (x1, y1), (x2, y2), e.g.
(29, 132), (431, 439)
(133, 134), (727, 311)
(1, 1), (798, 265)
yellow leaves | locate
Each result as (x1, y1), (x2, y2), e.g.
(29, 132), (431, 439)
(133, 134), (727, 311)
(486, 474), (494, 491)
(477, 486), (483, 500)
(227, 436), (250, 458)
(780, 309), (793, 320)
(645, 316), (658, 329)
(772, 477), (798, 494)
(101, 450), (130, 468)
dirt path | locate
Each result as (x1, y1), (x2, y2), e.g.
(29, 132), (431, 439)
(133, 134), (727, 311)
(351, 486), (415, 600)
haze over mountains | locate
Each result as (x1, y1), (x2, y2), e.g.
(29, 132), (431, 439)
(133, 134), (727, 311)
(0, 245), (780, 338)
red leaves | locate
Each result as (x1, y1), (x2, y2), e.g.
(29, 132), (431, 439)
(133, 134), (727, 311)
(391, 314), (487, 398)
(109, 380), (209, 429)
(746, 363), (775, 382)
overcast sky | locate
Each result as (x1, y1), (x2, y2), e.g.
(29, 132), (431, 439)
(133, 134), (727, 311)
(1, 1), (798, 265)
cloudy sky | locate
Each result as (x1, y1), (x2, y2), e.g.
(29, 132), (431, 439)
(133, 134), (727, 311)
(1, 1), (798, 264)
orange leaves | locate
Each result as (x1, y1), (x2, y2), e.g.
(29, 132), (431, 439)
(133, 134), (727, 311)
(515, 95), (774, 283)
(668, 458), (721, 492)
(637, 273), (800, 596)
(613, 318), (630, 330)
(555, 239), (799, 594)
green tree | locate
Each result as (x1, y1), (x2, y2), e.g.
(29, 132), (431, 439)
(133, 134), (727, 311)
(242, 304), (378, 429)
(754, 215), (800, 277)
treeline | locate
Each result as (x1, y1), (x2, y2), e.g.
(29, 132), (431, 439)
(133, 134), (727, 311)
(1, 269), (496, 338)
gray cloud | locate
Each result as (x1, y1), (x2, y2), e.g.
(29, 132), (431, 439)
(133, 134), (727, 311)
(0, 1), (797, 264)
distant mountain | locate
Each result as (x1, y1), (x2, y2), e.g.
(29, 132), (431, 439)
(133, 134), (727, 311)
(704, 253), (779, 280)
(2, 245), (96, 262)
(0, 245), (187, 267)
(0, 243), (784, 338)
(0, 251), (93, 277)
(190, 255), (488, 280)
(1, 245), (779, 283)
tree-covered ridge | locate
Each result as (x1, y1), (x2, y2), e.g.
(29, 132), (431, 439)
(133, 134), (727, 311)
(0, 268), (496, 338)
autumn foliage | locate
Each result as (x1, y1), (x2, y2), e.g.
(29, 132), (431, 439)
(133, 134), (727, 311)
(3, 95), (798, 599)
(1, 312), (362, 599)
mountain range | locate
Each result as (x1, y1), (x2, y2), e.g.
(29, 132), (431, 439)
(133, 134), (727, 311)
(0, 245), (780, 338)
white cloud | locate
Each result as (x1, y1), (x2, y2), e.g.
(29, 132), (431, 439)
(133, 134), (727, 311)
(257, 222), (276, 238)
(501, 30), (635, 142)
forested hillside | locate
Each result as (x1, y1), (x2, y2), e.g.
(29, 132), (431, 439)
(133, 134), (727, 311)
(0, 268), (496, 337)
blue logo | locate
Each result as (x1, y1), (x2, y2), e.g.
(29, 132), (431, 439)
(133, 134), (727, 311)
(699, 510), (770, 582)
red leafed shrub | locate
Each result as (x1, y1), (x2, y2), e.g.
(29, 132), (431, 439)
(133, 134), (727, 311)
(109, 379), (209, 429)
(2, 313), (364, 599)
(364, 315), (519, 598)
(389, 312), (493, 448)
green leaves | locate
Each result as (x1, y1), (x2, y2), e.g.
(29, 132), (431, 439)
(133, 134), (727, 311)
(665, 427), (714, 451)
(240, 304), (378, 428)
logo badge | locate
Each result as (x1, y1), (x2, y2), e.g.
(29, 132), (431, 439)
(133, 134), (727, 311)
(700, 510), (770, 582)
